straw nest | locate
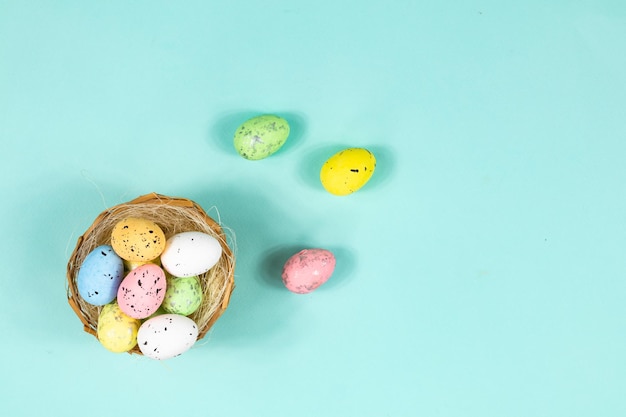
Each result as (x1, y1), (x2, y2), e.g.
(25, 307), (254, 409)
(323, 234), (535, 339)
(66, 192), (235, 354)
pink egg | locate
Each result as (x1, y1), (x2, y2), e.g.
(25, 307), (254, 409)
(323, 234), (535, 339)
(281, 248), (336, 294)
(117, 263), (166, 319)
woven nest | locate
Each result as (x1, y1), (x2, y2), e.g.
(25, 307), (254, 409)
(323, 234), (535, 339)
(66, 192), (235, 355)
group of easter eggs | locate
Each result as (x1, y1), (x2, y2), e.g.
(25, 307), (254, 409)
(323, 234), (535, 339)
(76, 114), (376, 359)
(77, 217), (222, 360)
(234, 114), (377, 197)
(235, 114), (376, 293)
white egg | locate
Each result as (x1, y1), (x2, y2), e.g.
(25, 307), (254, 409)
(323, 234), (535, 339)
(137, 314), (198, 360)
(160, 231), (223, 277)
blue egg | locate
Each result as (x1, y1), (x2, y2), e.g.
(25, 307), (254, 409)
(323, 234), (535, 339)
(77, 245), (124, 306)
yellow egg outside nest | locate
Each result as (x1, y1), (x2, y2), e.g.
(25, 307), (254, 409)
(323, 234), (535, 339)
(320, 148), (376, 196)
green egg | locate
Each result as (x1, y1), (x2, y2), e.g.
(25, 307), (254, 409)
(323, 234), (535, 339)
(233, 114), (290, 160)
(161, 275), (203, 316)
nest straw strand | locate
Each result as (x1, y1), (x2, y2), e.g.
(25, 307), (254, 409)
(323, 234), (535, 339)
(66, 192), (235, 355)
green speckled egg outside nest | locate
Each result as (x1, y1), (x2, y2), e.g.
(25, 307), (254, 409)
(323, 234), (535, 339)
(233, 114), (290, 160)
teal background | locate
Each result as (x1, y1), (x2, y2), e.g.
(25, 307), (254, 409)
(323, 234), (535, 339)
(1, 1), (625, 416)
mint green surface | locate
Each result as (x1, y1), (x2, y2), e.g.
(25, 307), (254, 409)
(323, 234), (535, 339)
(2, 1), (626, 416)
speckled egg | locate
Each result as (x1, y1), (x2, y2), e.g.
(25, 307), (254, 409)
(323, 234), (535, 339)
(137, 314), (198, 360)
(233, 114), (290, 160)
(160, 231), (222, 278)
(77, 245), (124, 306)
(117, 263), (167, 319)
(145, 305), (168, 320)
(110, 217), (166, 262)
(162, 275), (203, 316)
(282, 248), (336, 294)
(320, 148), (376, 196)
(97, 302), (141, 353)
(123, 256), (161, 272)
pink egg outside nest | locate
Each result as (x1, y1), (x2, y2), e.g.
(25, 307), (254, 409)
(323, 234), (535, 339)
(282, 248), (336, 294)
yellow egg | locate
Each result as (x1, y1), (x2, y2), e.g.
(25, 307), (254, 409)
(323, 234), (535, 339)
(110, 217), (166, 262)
(320, 148), (376, 196)
(96, 302), (141, 353)
(123, 256), (161, 272)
